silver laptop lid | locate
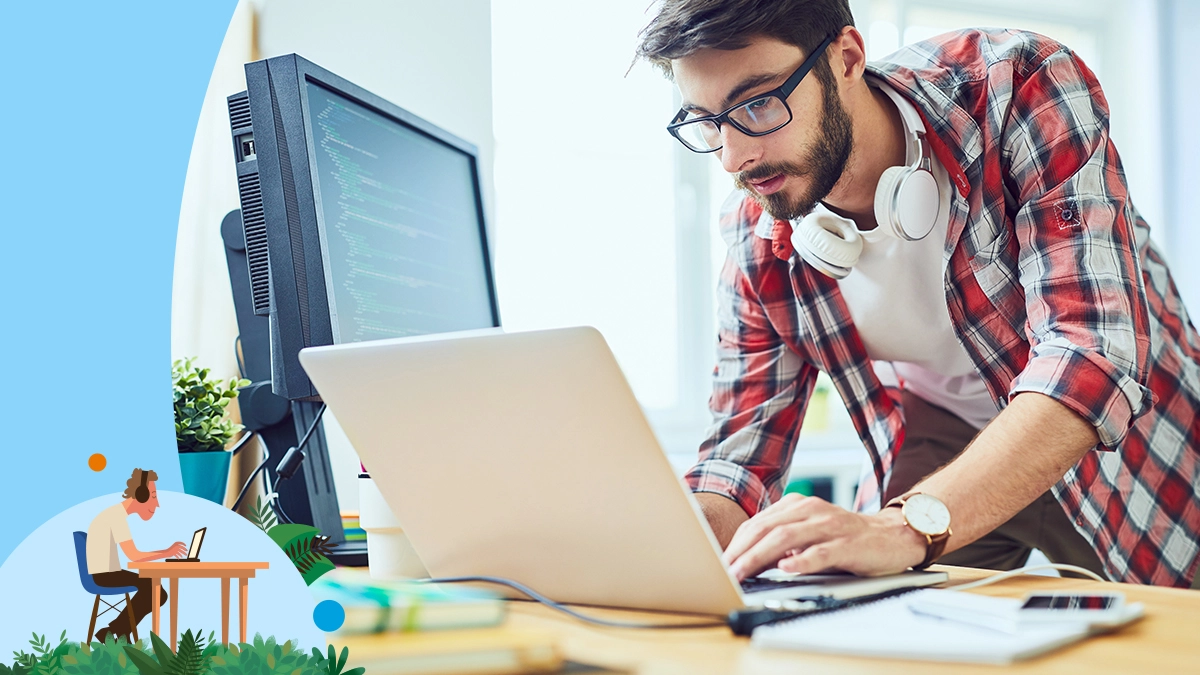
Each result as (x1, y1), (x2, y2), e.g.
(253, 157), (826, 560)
(299, 327), (745, 614)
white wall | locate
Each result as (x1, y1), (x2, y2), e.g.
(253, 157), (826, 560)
(254, 0), (495, 512)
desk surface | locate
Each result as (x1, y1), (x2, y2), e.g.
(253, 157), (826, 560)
(336, 566), (1200, 674)
(128, 562), (269, 577)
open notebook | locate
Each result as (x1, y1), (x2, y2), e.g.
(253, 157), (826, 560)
(752, 589), (1096, 665)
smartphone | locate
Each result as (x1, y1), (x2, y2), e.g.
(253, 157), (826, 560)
(1018, 592), (1130, 625)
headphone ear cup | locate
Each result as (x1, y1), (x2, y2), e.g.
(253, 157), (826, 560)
(874, 165), (910, 239)
(791, 211), (863, 279)
(135, 471), (150, 503)
(875, 165), (939, 241)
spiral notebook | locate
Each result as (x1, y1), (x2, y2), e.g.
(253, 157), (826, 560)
(751, 589), (1092, 665)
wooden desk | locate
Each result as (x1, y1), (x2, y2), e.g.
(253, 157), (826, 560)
(128, 562), (269, 649)
(336, 566), (1200, 673)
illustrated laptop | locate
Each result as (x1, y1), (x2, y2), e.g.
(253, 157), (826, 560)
(298, 327), (945, 615)
(166, 527), (206, 563)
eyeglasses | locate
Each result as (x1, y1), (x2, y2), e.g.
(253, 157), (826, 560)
(667, 34), (836, 153)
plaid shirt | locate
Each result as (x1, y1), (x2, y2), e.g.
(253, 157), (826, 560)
(685, 29), (1200, 587)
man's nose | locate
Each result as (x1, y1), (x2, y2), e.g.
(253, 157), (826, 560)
(718, 124), (762, 174)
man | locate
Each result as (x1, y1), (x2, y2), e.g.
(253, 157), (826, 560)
(636, 0), (1200, 588)
(86, 468), (188, 642)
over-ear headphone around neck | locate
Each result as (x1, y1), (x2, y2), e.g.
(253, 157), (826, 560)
(788, 80), (942, 279)
(135, 469), (151, 504)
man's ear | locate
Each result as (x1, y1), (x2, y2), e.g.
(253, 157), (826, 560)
(831, 26), (868, 81)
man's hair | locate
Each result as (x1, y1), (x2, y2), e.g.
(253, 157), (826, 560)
(635, 0), (855, 80)
(123, 468), (158, 499)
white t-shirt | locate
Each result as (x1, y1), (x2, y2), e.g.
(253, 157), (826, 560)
(86, 502), (133, 574)
(834, 78), (1000, 429)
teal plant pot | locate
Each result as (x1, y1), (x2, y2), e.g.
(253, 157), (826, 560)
(178, 450), (232, 505)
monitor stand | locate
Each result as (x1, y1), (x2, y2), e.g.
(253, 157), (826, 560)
(223, 209), (367, 567)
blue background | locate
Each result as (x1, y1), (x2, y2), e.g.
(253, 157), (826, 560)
(0, 2), (238, 564)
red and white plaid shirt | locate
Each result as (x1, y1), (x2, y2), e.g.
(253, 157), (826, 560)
(685, 29), (1200, 587)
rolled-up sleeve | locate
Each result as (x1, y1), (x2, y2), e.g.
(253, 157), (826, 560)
(685, 250), (814, 517)
(1002, 48), (1154, 448)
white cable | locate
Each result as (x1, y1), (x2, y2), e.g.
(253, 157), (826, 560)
(950, 564), (1107, 592)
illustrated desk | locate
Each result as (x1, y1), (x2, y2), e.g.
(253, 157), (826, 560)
(128, 561), (269, 649)
(336, 566), (1200, 674)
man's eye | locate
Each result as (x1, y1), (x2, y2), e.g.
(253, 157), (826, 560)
(746, 97), (772, 110)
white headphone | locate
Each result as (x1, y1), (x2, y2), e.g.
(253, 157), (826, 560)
(787, 83), (942, 279)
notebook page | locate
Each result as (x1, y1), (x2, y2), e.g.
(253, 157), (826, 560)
(751, 589), (1090, 665)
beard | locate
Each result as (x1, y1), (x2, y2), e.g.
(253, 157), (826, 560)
(733, 77), (854, 221)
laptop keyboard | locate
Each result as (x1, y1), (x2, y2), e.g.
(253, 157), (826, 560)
(740, 577), (810, 593)
(740, 573), (853, 593)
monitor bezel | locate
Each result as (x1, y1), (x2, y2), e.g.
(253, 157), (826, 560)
(291, 57), (501, 344)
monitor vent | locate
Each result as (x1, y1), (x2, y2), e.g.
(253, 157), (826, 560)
(237, 172), (271, 315)
(227, 94), (252, 130)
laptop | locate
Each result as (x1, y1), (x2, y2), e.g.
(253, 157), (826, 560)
(298, 327), (945, 615)
(166, 527), (206, 563)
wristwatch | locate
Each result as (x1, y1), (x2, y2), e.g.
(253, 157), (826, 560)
(884, 492), (952, 570)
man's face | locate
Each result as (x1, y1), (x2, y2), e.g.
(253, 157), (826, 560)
(672, 37), (853, 221)
(131, 481), (159, 521)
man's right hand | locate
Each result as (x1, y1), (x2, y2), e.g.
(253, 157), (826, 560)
(694, 492), (750, 550)
(163, 541), (189, 559)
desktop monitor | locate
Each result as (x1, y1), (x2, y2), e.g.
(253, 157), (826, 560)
(227, 53), (500, 400)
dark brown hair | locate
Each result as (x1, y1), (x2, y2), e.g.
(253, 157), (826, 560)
(635, 0), (855, 81)
(123, 468), (158, 499)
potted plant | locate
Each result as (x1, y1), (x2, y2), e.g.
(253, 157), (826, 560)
(172, 357), (250, 505)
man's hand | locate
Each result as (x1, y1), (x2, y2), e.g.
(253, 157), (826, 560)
(161, 541), (189, 560)
(722, 494), (927, 580)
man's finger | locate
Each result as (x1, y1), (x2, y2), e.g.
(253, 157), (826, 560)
(777, 541), (845, 576)
(722, 496), (821, 564)
(728, 519), (833, 580)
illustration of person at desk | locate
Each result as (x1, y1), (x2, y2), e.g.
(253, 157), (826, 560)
(86, 467), (187, 643)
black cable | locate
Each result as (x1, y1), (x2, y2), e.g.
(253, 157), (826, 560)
(234, 335), (246, 379)
(231, 434), (271, 512)
(422, 576), (727, 630)
(228, 429), (255, 456)
(233, 405), (325, 520)
(294, 404), (326, 453)
(261, 455), (297, 525)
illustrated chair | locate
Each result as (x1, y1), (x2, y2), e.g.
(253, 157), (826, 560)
(72, 531), (139, 643)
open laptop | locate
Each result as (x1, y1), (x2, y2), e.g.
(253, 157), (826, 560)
(298, 327), (945, 615)
(166, 527), (206, 563)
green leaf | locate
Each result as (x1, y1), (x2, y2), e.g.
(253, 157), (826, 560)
(120, 648), (162, 675)
(147, 635), (172, 674)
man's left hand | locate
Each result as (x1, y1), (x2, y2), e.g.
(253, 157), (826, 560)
(722, 494), (929, 580)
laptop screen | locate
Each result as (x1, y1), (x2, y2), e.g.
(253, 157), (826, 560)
(187, 528), (206, 559)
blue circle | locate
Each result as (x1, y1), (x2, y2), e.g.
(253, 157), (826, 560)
(313, 599), (346, 632)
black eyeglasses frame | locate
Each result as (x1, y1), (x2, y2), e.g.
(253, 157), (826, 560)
(666, 33), (837, 153)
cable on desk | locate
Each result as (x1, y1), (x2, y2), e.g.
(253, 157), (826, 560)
(422, 576), (727, 630)
(950, 564), (1107, 592)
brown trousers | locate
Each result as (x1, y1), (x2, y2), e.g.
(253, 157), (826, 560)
(91, 570), (168, 639)
(884, 391), (1107, 578)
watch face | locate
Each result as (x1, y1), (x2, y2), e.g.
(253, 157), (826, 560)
(904, 493), (951, 536)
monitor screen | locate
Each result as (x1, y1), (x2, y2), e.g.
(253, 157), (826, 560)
(305, 82), (496, 343)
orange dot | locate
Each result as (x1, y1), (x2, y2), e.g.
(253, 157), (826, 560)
(88, 454), (107, 472)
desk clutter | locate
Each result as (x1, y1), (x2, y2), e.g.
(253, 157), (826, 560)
(313, 568), (505, 634)
(315, 569), (631, 673)
(750, 588), (1145, 665)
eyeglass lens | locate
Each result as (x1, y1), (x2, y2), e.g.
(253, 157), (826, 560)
(676, 95), (791, 151)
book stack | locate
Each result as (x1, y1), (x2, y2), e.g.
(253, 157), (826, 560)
(340, 511), (367, 543)
(312, 568), (506, 634)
